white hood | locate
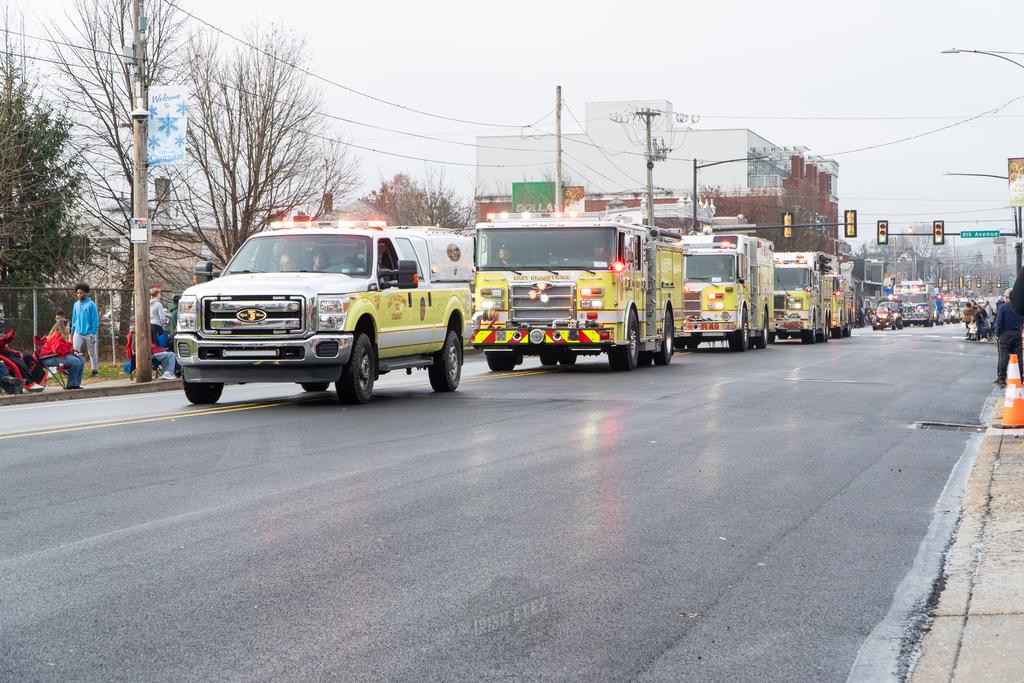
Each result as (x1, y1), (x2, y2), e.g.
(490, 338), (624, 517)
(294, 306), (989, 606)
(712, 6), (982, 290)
(183, 272), (362, 299)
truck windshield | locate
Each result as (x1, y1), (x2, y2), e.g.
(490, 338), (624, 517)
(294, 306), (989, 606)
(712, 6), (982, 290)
(476, 227), (616, 270)
(686, 254), (735, 282)
(774, 268), (810, 290)
(223, 234), (372, 276)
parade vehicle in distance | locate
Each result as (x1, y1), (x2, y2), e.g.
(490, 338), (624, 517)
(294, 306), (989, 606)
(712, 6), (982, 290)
(894, 280), (936, 327)
(772, 252), (835, 344)
(873, 300), (904, 330)
(471, 213), (684, 371)
(828, 271), (855, 338)
(678, 232), (775, 351)
(175, 219), (473, 405)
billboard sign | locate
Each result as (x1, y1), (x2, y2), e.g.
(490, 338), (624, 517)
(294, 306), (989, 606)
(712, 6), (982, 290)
(511, 182), (585, 213)
(1010, 157), (1024, 208)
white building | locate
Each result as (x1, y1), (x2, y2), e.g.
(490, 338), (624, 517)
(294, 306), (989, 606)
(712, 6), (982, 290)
(475, 99), (837, 201)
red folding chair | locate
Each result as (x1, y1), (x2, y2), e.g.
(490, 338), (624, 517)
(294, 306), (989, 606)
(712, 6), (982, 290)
(33, 336), (68, 389)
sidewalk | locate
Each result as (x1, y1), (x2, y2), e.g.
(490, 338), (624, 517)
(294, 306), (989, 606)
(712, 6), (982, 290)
(911, 398), (1024, 680)
(0, 376), (181, 406)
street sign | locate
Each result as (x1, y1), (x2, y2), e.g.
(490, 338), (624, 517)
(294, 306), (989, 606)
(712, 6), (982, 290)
(960, 230), (1000, 238)
(129, 217), (149, 244)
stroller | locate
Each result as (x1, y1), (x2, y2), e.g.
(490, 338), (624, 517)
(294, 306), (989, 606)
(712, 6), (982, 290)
(0, 329), (47, 393)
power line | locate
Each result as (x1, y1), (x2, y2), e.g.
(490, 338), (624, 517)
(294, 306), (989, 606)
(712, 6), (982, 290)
(564, 102), (644, 186)
(164, 0), (548, 130)
(823, 94), (1024, 156)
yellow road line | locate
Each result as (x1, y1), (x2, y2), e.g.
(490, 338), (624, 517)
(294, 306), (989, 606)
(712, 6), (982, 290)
(462, 369), (550, 383)
(0, 401), (287, 441)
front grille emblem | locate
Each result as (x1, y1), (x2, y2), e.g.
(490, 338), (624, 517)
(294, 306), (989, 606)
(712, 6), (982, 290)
(236, 308), (267, 323)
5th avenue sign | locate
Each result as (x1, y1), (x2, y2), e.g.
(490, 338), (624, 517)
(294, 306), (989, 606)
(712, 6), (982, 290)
(960, 230), (1001, 238)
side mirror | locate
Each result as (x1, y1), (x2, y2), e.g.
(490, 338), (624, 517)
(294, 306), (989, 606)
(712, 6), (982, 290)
(193, 260), (216, 284)
(396, 260), (419, 289)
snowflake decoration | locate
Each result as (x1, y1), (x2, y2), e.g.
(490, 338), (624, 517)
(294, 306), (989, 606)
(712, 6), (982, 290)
(176, 101), (189, 117)
(158, 115), (178, 136)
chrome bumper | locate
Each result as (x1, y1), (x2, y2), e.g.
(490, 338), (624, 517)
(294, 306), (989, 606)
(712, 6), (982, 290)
(174, 333), (353, 384)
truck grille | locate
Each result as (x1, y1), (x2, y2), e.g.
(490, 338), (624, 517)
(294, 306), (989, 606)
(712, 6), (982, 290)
(510, 282), (574, 325)
(683, 291), (702, 317)
(202, 296), (305, 337)
(774, 293), (787, 311)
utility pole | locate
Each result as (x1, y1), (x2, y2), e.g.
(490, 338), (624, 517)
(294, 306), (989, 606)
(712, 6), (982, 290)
(635, 108), (661, 227)
(554, 86), (562, 213)
(1016, 206), (1022, 273)
(130, 0), (152, 381)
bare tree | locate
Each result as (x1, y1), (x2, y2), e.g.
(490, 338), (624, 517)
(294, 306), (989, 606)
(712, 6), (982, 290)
(366, 170), (473, 231)
(46, 0), (185, 285)
(172, 27), (359, 265)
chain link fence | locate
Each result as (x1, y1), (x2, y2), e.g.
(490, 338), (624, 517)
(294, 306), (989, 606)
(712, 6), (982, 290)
(0, 287), (181, 365)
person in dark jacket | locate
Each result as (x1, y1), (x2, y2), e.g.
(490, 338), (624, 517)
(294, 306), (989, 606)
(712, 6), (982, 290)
(994, 290), (1024, 386)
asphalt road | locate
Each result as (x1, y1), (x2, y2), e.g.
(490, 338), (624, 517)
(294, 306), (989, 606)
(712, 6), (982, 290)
(0, 324), (995, 681)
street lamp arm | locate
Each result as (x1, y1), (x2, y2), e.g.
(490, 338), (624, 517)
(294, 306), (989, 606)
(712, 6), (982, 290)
(944, 171), (1010, 180)
(696, 155), (768, 170)
(943, 48), (1024, 71)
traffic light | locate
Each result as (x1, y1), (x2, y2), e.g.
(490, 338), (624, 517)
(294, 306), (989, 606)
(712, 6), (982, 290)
(877, 220), (888, 245)
(782, 211), (794, 238)
(933, 220), (945, 245)
(844, 209), (857, 238)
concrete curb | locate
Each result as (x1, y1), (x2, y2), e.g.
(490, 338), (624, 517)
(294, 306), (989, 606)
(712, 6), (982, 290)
(910, 392), (1024, 680)
(0, 380), (182, 406)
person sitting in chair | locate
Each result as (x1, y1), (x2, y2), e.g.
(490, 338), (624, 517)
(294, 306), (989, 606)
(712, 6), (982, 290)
(40, 317), (84, 390)
(125, 330), (177, 380)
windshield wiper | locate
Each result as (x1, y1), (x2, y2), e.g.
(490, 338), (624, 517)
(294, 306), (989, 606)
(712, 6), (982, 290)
(228, 269), (261, 275)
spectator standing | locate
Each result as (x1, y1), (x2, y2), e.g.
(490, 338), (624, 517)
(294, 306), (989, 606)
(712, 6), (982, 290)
(40, 317), (84, 390)
(995, 290), (1024, 386)
(71, 283), (100, 377)
(150, 285), (168, 342)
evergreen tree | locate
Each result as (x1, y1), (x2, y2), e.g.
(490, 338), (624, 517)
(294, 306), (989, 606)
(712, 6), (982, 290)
(0, 54), (83, 285)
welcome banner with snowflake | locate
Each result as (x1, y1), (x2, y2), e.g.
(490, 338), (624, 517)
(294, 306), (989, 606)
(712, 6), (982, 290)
(147, 86), (189, 168)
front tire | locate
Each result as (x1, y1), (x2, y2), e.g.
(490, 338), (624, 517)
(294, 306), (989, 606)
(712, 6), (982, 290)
(801, 329), (816, 344)
(336, 334), (375, 404)
(653, 311), (674, 366)
(428, 329), (462, 392)
(183, 380), (223, 405)
(485, 351), (519, 372)
(609, 310), (640, 371)
(728, 311), (749, 352)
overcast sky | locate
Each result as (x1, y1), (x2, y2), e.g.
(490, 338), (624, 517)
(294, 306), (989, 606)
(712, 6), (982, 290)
(15, 0), (1024, 247)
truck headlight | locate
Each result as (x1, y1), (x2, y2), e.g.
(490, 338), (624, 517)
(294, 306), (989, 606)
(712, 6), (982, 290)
(788, 298), (803, 310)
(177, 295), (198, 332)
(318, 295), (349, 331)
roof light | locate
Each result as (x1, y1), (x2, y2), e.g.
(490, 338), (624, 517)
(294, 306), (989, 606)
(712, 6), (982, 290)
(612, 260), (626, 273)
(486, 212), (496, 221)
(568, 211), (579, 218)
(500, 212), (509, 220)
(521, 212), (532, 220)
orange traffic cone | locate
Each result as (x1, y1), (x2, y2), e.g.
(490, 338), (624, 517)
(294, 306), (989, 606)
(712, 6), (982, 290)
(1002, 354), (1024, 428)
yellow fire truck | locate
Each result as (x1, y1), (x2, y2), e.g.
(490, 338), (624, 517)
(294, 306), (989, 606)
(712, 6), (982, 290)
(828, 268), (854, 338)
(471, 214), (684, 371)
(773, 252), (835, 344)
(678, 233), (775, 351)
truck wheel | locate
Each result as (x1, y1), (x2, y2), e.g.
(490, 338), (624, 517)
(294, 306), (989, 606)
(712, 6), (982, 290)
(608, 311), (640, 371)
(728, 311), (749, 352)
(654, 311), (674, 365)
(558, 353), (577, 366)
(183, 380), (223, 405)
(684, 339), (700, 350)
(428, 329), (462, 392)
(300, 382), (330, 392)
(485, 352), (519, 372)
(768, 330), (777, 344)
(336, 333), (375, 404)
(538, 350), (560, 367)
(801, 329), (816, 344)
(752, 313), (768, 350)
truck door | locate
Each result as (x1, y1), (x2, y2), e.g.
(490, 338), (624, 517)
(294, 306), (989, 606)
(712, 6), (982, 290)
(394, 236), (436, 345)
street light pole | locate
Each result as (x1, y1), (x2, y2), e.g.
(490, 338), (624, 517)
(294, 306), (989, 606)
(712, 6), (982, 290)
(691, 156), (766, 233)
(943, 171), (1021, 272)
